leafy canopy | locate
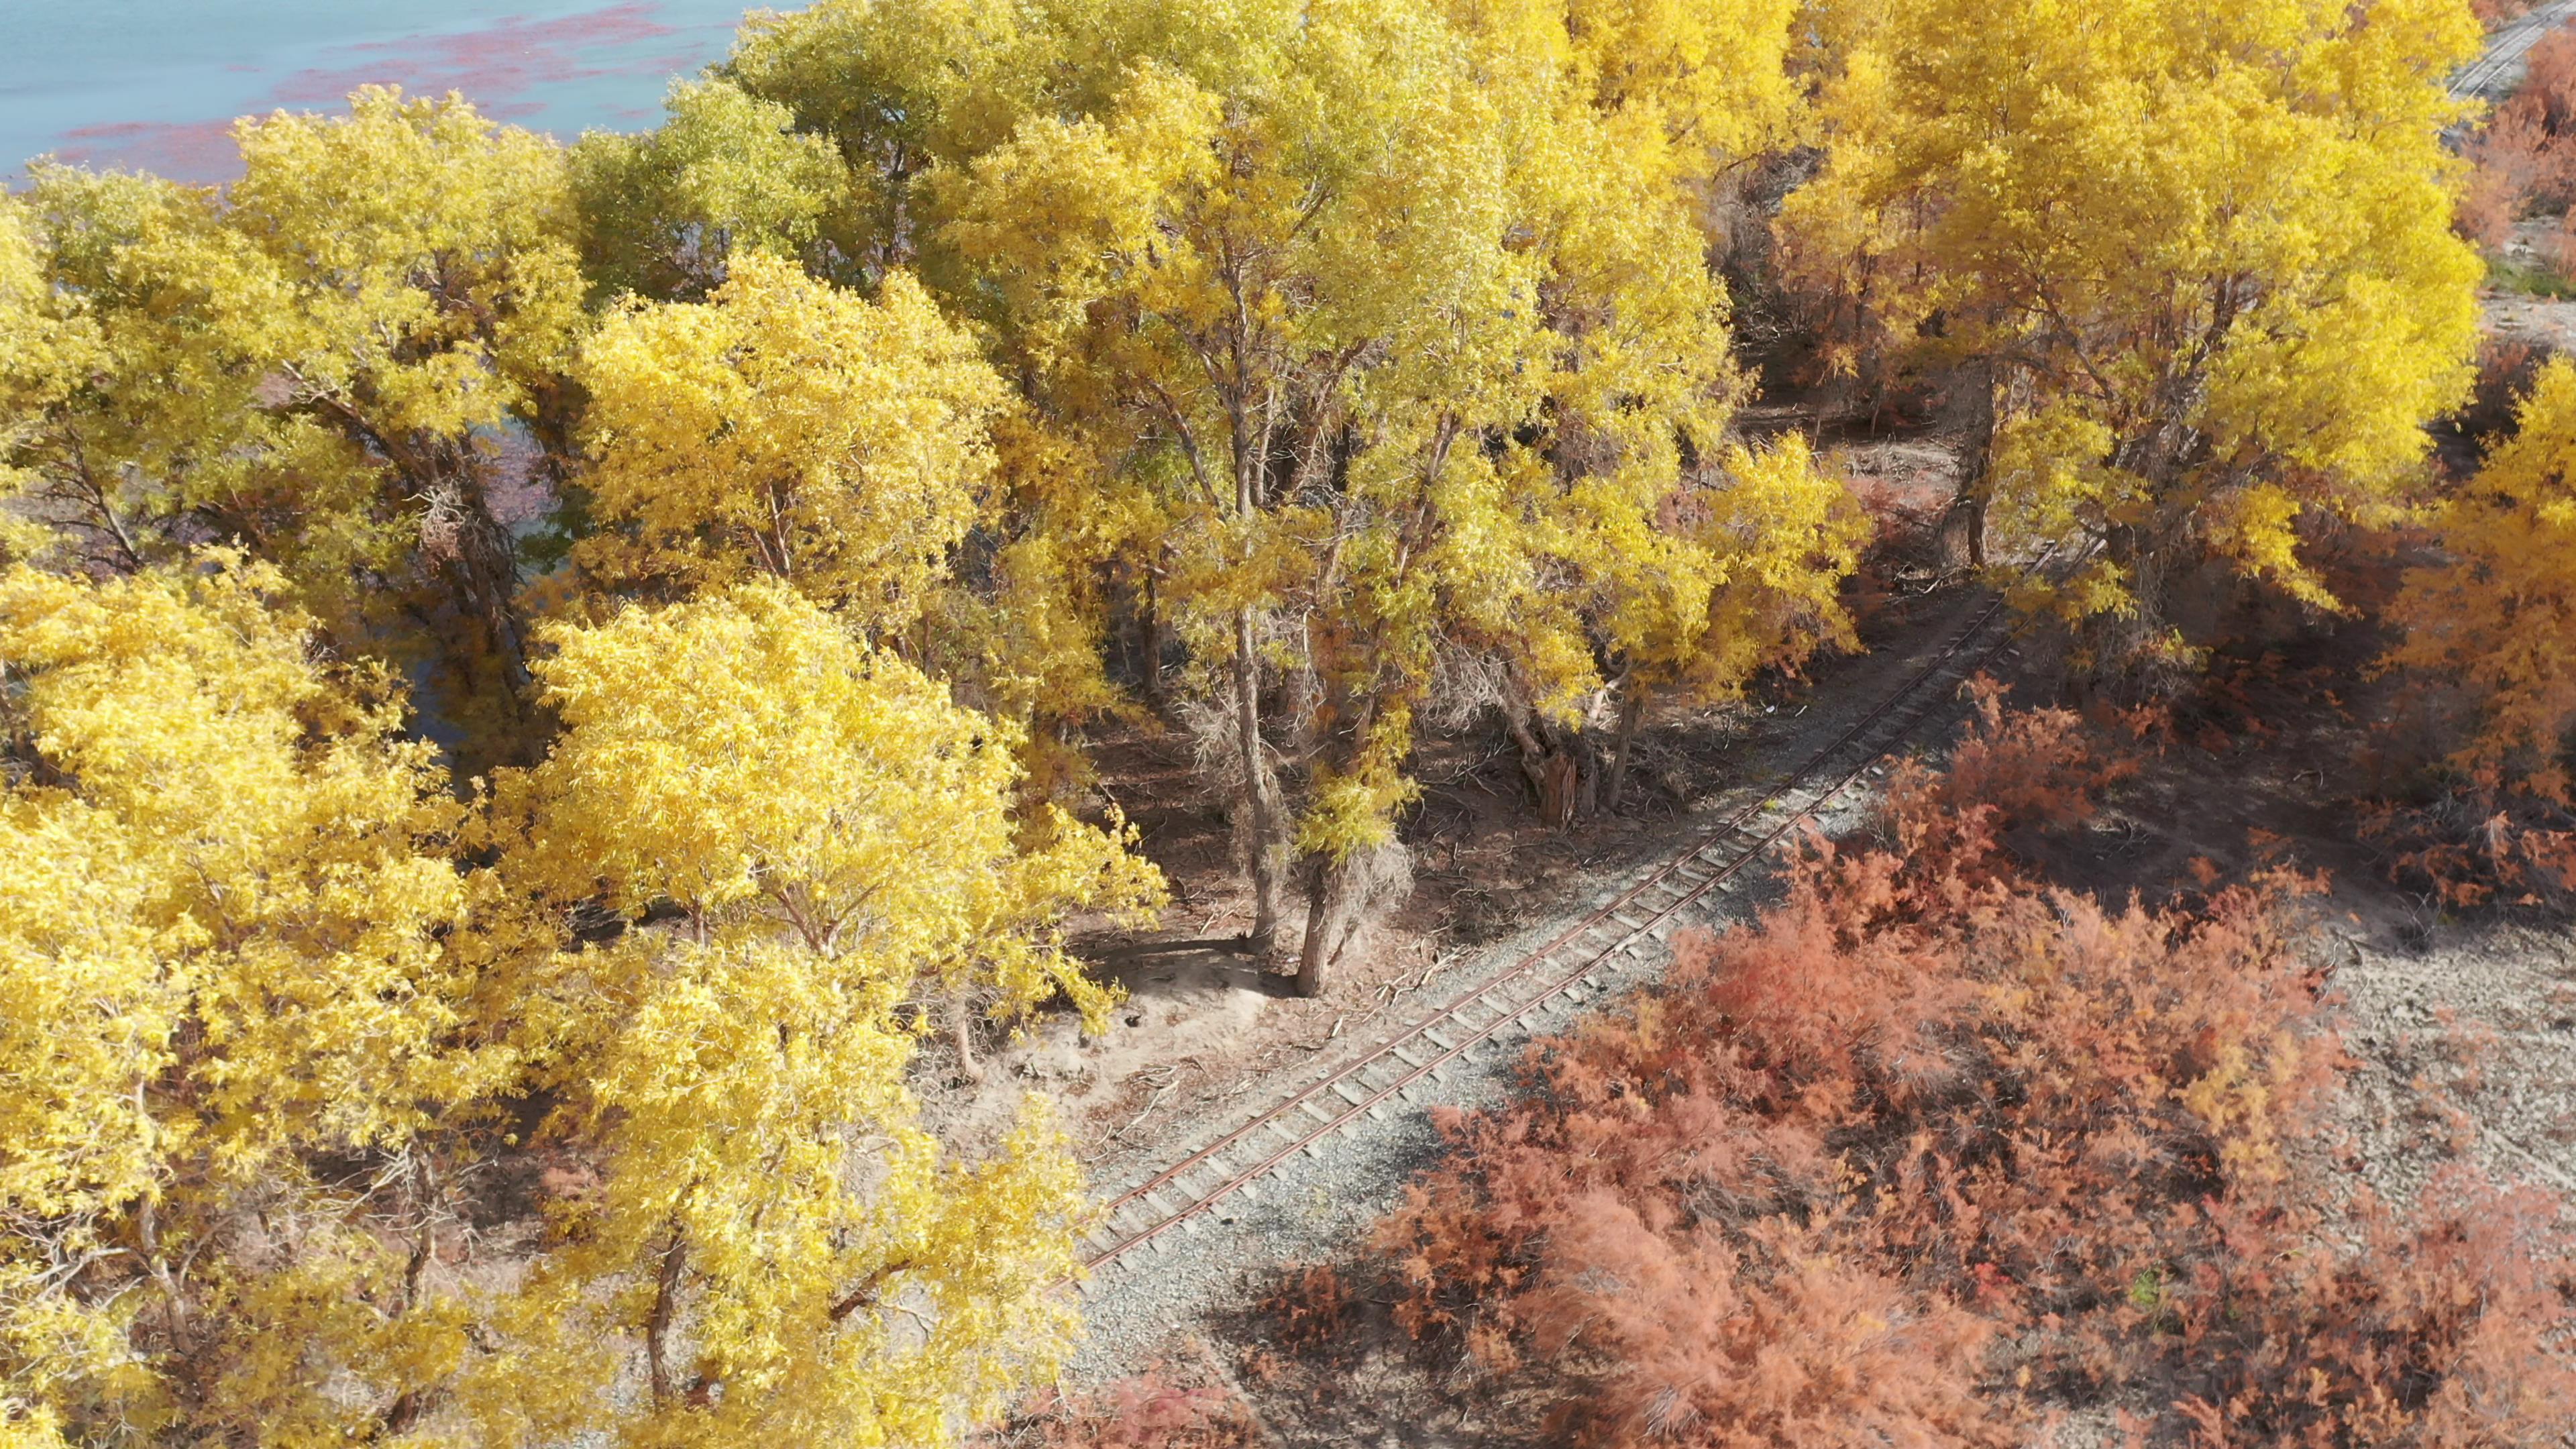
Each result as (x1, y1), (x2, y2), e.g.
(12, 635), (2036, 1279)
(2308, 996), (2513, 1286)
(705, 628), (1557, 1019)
(1788, 0), (2482, 649)
(0, 558), (484, 1446)
(573, 251), (1010, 633)
(2385, 357), (2576, 805)
(472, 582), (1161, 1447)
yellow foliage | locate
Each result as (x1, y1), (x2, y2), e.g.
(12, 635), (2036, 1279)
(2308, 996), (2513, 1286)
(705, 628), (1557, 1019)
(574, 252), (1010, 634)
(725, 0), (1860, 953)
(0, 168), (392, 610)
(2385, 358), (2576, 804)
(1, 87), (590, 767)
(472, 582), (1160, 1445)
(0, 557), (484, 1442)
(570, 77), (858, 301)
(1786, 0), (2483, 647)
(496, 580), (1160, 1021)
(229, 87), (584, 447)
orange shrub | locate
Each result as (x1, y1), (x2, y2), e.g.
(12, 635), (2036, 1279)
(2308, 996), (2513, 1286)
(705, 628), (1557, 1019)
(1377, 697), (2576, 1444)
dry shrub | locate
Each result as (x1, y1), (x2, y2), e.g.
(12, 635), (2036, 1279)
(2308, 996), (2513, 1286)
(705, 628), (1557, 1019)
(1260, 1263), (1355, 1354)
(1376, 696), (2576, 1445)
(1021, 1366), (1262, 1449)
(2365, 784), (2576, 911)
(2526, 27), (2576, 132)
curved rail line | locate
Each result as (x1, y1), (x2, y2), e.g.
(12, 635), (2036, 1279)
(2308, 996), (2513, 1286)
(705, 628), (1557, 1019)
(1081, 554), (2060, 1275)
(2452, 0), (2576, 102)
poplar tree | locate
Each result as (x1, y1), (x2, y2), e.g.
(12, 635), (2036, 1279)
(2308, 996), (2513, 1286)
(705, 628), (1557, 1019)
(735, 0), (1864, 987)
(1786, 0), (2483, 674)
(470, 583), (1161, 1446)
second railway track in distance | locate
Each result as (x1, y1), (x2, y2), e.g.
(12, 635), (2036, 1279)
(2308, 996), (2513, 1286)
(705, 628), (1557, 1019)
(1079, 558), (2056, 1277)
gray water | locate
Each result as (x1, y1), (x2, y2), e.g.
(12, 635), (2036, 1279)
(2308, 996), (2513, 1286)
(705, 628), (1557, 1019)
(5, 1), (765, 183)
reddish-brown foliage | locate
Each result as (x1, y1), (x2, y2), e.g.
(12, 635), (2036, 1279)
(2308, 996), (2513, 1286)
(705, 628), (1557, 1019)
(2365, 786), (2576, 910)
(1260, 1263), (1356, 1354)
(1376, 696), (2576, 1445)
(2475, 0), (2542, 27)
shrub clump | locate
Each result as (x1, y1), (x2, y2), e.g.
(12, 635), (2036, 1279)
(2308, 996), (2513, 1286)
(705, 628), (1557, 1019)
(1375, 691), (2576, 1446)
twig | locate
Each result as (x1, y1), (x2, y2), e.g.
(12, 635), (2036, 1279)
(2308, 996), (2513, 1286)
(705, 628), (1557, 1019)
(1106, 1083), (1175, 1144)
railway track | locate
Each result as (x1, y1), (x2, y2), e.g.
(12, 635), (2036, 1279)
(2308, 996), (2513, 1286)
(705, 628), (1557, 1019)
(1080, 558), (2055, 1276)
(2452, 0), (2576, 103)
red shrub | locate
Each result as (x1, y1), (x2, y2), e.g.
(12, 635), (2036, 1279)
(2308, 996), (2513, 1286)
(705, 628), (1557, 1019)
(1258, 1263), (1354, 1353)
(2367, 784), (2576, 911)
(1375, 699), (2576, 1444)
(2524, 28), (2576, 133)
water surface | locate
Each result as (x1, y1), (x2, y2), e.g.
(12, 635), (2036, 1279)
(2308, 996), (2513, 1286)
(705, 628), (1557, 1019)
(6, 1), (765, 182)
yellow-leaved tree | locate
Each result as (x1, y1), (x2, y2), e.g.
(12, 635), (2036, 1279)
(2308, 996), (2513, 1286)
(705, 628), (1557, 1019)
(572, 250), (1008, 634)
(0, 170), (389, 607)
(1785, 0), (2483, 673)
(0, 88), (590, 769)
(726, 0), (1862, 989)
(466, 582), (1161, 1446)
(0, 558), (486, 1446)
(0, 564), (1165, 1445)
(228, 87), (588, 754)
(570, 77), (858, 303)
(2385, 357), (2576, 804)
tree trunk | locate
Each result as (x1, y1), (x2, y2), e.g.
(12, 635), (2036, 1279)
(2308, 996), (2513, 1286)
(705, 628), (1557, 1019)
(949, 983), (986, 1085)
(1602, 684), (1648, 813)
(2092, 521), (2177, 690)
(646, 1227), (688, 1408)
(1233, 609), (1290, 961)
(1503, 686), (1586, 829)
(420, 472), (530, 694)
(1293, 857), (1351, 999)
(1936, 360), (1997, 573)
(1142, 567), (1170, 710)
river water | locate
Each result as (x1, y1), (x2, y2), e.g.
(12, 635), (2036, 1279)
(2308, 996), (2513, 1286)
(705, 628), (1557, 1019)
(5, 1), (764, 183)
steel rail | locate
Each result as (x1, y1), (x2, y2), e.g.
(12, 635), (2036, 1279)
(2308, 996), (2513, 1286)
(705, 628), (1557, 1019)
(2451, 0), (2576, 102)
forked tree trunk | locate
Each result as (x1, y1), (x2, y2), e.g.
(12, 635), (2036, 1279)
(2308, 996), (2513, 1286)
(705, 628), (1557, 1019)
(1293, 857), (1352, 999)
(1503, 692), (1588, 829)
(1601, 684), (1648, 813)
